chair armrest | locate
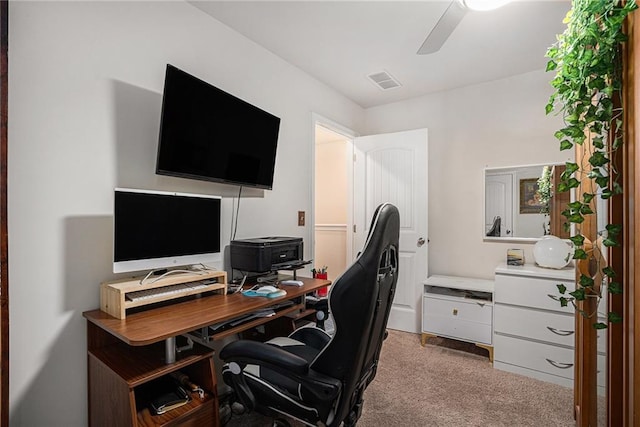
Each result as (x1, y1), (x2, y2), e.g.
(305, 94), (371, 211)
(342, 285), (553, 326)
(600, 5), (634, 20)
(220, 340), (309, 375)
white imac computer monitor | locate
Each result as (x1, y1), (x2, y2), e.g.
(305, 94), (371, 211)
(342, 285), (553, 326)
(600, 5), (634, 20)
(113, 188), (221, 274)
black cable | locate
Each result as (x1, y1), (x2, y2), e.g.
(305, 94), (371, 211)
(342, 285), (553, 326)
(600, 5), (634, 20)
(229, 188), (237, 241)
(229, 188), (242, 287)
(229, 206), (234, 244)
(230, 268), (247, 282)
(232, 186), (242, 241)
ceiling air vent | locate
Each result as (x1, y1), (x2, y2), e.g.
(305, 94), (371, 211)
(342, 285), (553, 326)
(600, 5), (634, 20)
(367, 70), (401, 91)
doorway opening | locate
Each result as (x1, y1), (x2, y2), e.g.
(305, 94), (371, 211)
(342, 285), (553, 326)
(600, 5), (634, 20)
(312, 117), (355, 282)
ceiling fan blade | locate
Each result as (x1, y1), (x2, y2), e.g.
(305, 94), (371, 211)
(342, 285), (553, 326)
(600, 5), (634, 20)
(417, 1), (467, 55)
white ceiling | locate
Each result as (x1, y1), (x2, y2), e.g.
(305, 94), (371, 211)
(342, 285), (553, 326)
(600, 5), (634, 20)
(190, 1), (570, 109)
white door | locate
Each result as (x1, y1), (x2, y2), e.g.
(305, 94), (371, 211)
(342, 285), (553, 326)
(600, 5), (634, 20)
(485, 173), (514, 237)
(353, 128), (428, 333)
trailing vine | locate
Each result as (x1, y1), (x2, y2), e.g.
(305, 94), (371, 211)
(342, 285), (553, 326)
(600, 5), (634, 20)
(545, 0), (636, 328)
(537, 165), (552, 235)
(537, 165), (552, 215)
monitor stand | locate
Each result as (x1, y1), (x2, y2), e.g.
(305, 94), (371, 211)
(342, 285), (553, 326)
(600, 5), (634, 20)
(139, 267), (206, 285)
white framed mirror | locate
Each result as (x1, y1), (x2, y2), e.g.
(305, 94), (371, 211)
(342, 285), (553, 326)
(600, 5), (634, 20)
(484, 163), (569, 242)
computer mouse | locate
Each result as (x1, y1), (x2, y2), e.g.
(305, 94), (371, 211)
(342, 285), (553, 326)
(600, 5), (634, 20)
(256, 285), (278, 294)
(266, 289), (287, 298)
(280, 280), (303, 287)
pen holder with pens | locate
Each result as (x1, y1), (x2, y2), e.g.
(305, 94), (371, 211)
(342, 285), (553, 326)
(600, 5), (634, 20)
(312, 267), (329, 297)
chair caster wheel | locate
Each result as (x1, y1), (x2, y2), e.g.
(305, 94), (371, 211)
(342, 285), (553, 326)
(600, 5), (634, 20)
(231, 401), (246, 415)
(219, 403), (232, 425)
(273, 418), (291, 427)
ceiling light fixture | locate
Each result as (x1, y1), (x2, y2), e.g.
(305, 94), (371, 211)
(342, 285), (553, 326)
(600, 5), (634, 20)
(462, 0), (512, 12)
(417, 0), (513, 54)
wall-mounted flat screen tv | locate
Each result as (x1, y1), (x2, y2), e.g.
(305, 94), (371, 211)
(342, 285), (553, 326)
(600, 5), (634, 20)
(156, 64), (281, 190)
(113, 188), (221, 274)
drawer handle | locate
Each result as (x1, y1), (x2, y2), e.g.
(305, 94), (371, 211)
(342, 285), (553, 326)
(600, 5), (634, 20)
(453, 308), (458, 316)
(547, 326), (575, 336)
(476, 302), (485, 308)
(545, 358), (574, 369)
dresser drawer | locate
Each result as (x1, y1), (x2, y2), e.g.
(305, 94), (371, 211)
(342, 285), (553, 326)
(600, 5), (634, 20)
(495, 334), (574, 380)
(495, 305), (607, 354)
(423, 296), (492, 344)
(494, 305), (574, 346)
(494, 334), (606, 385)
(495, 274), (574, 313)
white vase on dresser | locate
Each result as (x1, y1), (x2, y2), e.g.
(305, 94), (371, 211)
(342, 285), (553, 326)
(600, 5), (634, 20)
(493, 263), (606, 395)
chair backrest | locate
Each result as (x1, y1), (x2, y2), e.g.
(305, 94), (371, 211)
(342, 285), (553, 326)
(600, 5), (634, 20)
(310, 203), (400, 424)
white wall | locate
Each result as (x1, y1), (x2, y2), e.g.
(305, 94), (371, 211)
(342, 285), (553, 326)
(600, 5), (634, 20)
(8, 3), (575, 424)
(315, 140), (348, 280)
(8, 2), (364, 426)
(316, 141), (348, 224)
(514, 165), (549, 238)
(364, 70), (572, 279)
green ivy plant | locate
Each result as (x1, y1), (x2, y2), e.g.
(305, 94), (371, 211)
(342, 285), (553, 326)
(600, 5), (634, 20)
(537, 166), (552, 234)
(545, 0), (636, 329)
(537, 165), (552, 215)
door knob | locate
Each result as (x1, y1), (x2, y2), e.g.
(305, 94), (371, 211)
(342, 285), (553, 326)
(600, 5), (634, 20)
(417, 237), (426, 247)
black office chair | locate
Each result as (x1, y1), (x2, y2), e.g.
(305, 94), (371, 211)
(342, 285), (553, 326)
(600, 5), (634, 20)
(305, 296), (329, 331)
(220, 203), (400, 426)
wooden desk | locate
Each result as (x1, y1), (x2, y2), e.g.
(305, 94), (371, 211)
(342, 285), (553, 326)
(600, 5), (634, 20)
(83, 276), (330, 427)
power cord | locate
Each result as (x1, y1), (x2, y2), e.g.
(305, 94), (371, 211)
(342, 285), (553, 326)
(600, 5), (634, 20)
(191, 263), (216, 271)
(230, 186), (243, 241)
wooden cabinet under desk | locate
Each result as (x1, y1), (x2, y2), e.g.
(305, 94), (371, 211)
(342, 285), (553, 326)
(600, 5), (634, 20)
(84, 275), (331, 427)
(87, 324), (217, 427)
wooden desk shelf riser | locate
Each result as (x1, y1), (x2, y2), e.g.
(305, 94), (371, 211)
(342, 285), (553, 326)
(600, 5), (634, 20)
(101, 270), (227, 319)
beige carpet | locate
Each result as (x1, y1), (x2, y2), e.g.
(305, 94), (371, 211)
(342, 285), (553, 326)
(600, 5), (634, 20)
(359, 330), (578, 426)
(226, 329), (601, 426)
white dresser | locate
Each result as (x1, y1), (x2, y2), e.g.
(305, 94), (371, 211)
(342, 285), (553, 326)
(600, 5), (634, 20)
(421, 275), (495, 361)
(493, 263), (606, 393)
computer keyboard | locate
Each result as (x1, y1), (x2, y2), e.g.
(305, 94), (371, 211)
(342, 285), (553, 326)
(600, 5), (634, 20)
(126, 280), (215, 302)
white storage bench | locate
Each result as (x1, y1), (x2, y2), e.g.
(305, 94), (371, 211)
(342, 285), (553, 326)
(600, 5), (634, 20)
(421, 275), (495, 362)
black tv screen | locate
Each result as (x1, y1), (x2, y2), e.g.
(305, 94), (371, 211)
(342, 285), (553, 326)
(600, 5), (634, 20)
(156, 64), (281, 190)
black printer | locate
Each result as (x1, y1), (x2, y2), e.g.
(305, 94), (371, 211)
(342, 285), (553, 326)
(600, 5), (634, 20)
(230, 236), (304, 273)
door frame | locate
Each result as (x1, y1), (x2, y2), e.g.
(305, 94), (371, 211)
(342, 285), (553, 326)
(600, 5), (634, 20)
(353, 128), (429, 333)
(611, 13), (640, 425)
(483, 170), (515, 238)
(1, 1), (9, 426)
(310, 114), (357, 268)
